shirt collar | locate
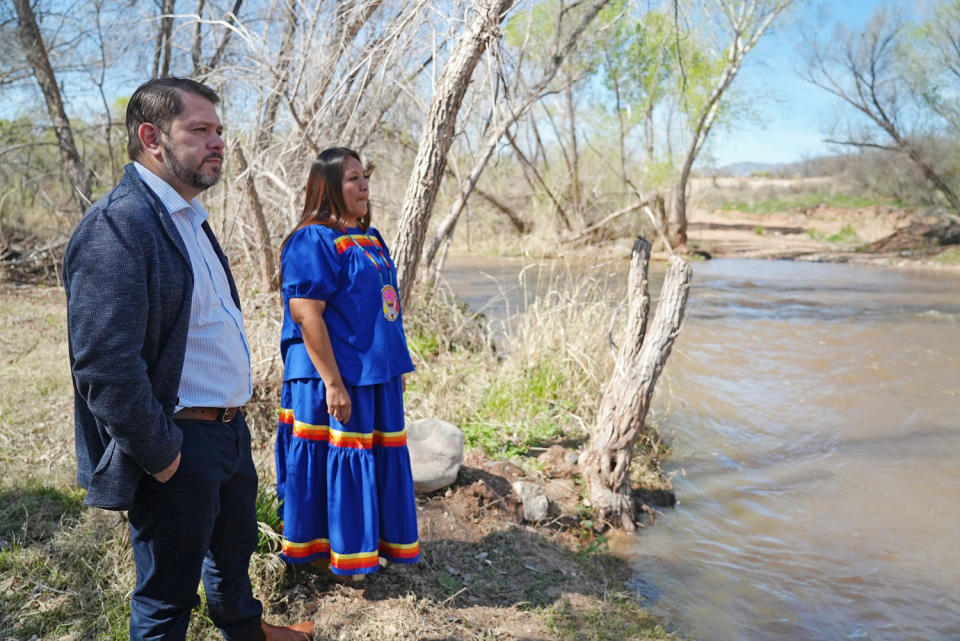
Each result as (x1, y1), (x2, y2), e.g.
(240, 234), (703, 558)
(133, 161), (209, 231)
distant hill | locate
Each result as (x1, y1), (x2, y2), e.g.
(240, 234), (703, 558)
(706, 155), (850, 178)
(713, 161), (785, 177)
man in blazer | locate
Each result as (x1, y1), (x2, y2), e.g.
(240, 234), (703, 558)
(64, 77), (313, 641)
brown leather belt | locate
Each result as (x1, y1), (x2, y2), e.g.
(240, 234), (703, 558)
(173, 406), (241, 422)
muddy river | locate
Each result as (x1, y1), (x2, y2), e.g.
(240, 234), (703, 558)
(441, 256), (960, 641)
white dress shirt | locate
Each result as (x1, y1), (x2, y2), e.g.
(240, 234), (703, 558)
(134, 162), (252, 410)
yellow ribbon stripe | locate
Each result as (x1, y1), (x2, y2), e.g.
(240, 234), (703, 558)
(292, 420), (329, 442)
(379, 539), (419, 559)
(328, 428), (373, 449)
(281, 537), (330, 559)
(330, 549), (379, 570)
(281, 410), (407, 449)
(334, 234), (384, 255)
(373, 429), (406, 447)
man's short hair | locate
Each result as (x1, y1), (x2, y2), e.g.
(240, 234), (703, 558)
(126, 77), (220, 161)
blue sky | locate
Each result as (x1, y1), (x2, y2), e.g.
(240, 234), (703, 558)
(706, 0), (912, 167)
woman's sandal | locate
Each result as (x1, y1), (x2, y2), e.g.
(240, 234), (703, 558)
(310, 558), (365, 583)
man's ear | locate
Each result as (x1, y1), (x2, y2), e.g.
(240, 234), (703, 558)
(138, 123), (163, 160)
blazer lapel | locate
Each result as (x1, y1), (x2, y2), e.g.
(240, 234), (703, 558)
(202, 222), (242, 310)
(122, 164), (192, 268)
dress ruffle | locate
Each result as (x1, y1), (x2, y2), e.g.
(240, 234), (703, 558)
(276, 376), (419, 575)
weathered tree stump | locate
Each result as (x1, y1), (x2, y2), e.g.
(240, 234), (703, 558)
(578, 236), (692, 532)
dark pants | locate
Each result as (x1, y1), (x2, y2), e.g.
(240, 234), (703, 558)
(128, 413), (264, 641)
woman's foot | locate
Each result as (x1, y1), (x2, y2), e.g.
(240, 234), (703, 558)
(311, 558), (365, 583)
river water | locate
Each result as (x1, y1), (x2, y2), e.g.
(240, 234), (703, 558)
(441, 256), (960, 641)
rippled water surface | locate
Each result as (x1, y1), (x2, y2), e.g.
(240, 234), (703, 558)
(442, 257), (960, 641)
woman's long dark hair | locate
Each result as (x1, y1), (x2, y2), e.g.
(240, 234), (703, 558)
(280, 147), (370, 257)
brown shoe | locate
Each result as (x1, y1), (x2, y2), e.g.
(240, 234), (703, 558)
(261, 618), (315, 641)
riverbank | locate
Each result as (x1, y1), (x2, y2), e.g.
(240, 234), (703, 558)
(684, 198), (960, 272)
(0, 284), (681, 640)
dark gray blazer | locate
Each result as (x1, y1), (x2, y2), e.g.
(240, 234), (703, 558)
(64, 164), (242, 510)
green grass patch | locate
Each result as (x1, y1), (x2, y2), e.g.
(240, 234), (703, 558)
(543, 593), (675, 640)
(406, 328), (442, 360)
(255, 485), (283, 555)
(826, 223), (861, 244)
(933, 246), (960, 264)
(0, 509), (134, 641)
(0, 485), (85, 548)
(463, 358), (578, 458)
(720, 192), (888, 214)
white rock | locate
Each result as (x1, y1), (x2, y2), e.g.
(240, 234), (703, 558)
(512, 481), (549, 522)
(406, 418), (464, 493)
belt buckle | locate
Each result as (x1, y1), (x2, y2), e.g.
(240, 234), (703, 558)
(218, 408), (232, 422)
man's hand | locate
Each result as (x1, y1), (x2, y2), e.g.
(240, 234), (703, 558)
(153, 452), (181, 483)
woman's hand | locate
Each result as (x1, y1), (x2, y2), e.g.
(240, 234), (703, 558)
(325, 381), (352, 424)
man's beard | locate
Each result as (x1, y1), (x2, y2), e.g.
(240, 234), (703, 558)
(162, 141), (221, 190)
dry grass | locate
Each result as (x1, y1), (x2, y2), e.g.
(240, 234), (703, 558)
(403, 260), (632, 458)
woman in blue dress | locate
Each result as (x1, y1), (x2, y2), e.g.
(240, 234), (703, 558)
(275, 147), (419, 576)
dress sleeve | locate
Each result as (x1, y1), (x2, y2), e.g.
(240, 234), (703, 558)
(281, 226), (341, 301)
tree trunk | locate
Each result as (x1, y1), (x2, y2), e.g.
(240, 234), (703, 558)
(191, 0), (206, 75)
(232, 145), (278, 290)
(391, 0), (516, 308)
(476, 188), (527, 232)
(564, 80), (585, 228)
(420, 0), (611, 275)
(666, 0), (791, 250)
(506, 128), (572, 231)
(578, 237), (692, 532)
(205, 0), (244, 73)
(257, 0), (298, 150)
(153, 0), (175, 78)
(667, 178), (689, 249)
(12, 0), (91, 216)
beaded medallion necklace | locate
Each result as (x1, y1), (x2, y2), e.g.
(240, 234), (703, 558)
(343, 229), (400, 321)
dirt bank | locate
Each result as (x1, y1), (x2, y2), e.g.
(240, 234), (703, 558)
(684, 178), (960, 272)
(264, 449), (678, 640)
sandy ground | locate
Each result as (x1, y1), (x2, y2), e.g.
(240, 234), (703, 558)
(687, 203), (902, 258)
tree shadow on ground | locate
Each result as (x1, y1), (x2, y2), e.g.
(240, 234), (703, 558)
(0, 484), (85, 548)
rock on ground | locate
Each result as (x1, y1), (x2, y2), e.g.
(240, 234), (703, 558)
(512, 481), (549, 522)
(407, 418), (464, 493)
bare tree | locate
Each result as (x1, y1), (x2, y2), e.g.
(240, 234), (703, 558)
(808, 7), (960, 220)
(421, 0), (615, 284)
(183, 0), (435, 289)
(232, 144), (277, 288)
(255, 0), (297, 150)
(390, 0), (517, 308)
(204, 0), (244, 73)
(12, 0), (91, 215)
(152, 0), (175, 78)
(578, 237), (691, 532)
(666, 0), (793, 249)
